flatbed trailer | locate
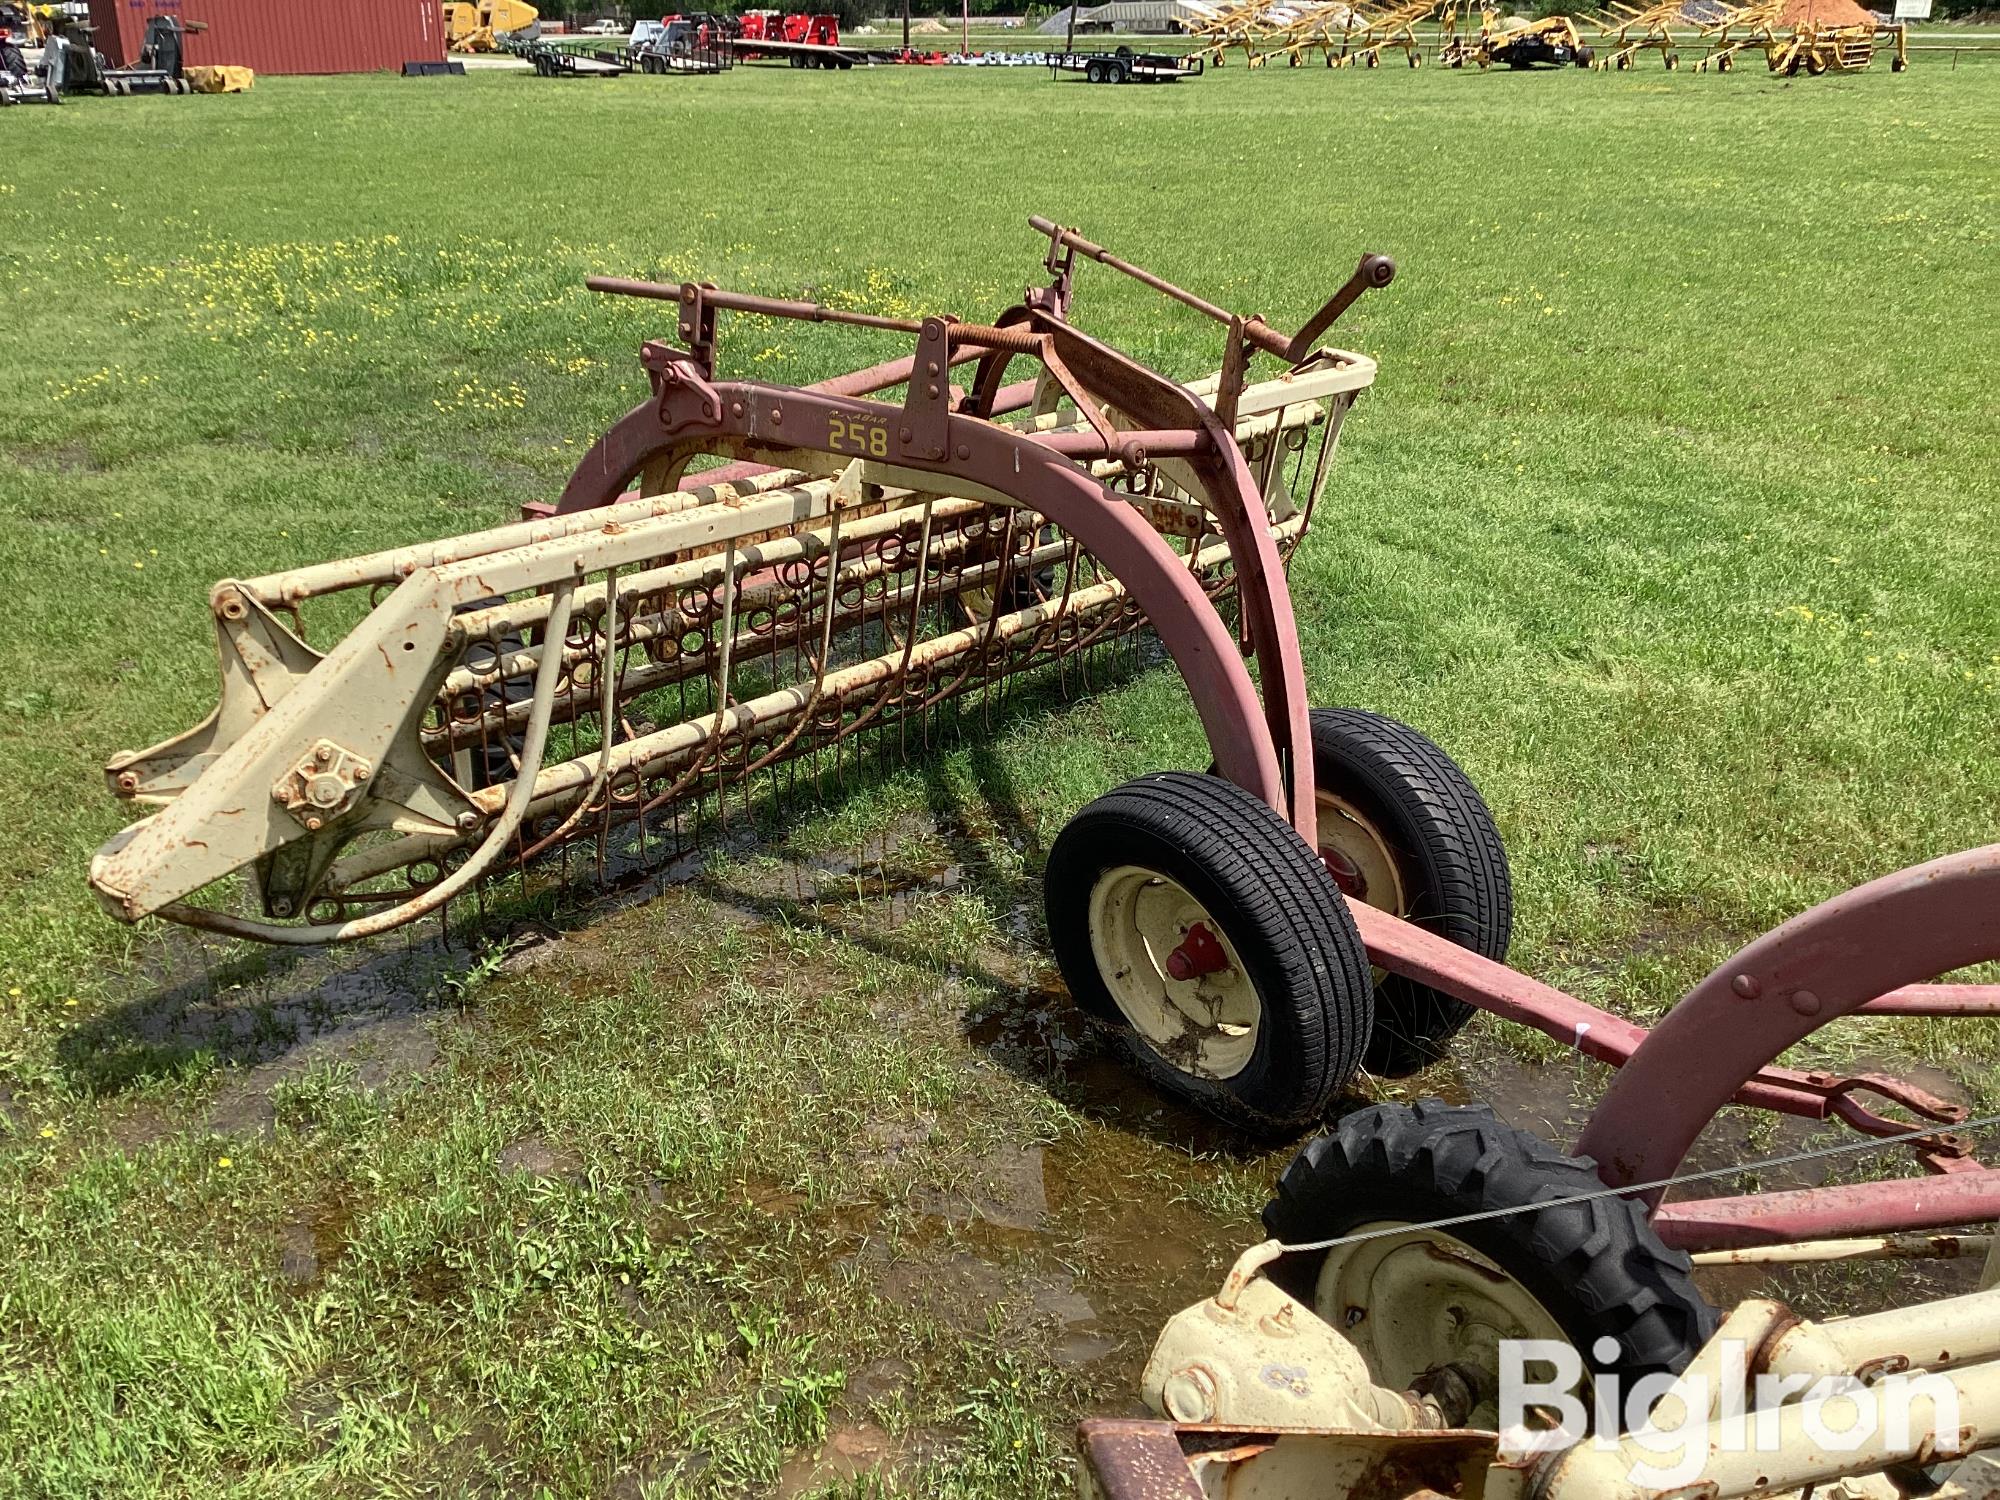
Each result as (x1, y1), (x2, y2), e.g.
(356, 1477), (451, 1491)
(725, 35), (887, 67)
(508, 34), (729, 77)
(507, 36), (631, 75)
(1048, 46), (1204, 82)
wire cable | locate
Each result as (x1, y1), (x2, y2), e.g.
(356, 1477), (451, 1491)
(1273, 1110), (2000, 1255)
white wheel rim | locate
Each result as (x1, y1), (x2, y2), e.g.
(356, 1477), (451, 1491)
(1313, 1221), (1573, 1429)
(1086, 865), (1260, 1079)
(1314, 790), (1408, 915)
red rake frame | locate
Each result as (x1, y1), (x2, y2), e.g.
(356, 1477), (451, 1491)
(561, 219), (2000, 1253)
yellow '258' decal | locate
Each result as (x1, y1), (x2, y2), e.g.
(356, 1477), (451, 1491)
(827, 415), (889, 458)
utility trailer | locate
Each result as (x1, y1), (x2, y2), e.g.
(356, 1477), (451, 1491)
(1049, 44), (1203, 82)
(630, 17), (731, 72)
(724, 34), (879, 68)
(505, 35), (630, 76)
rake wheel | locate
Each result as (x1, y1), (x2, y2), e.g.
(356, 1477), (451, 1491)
(1263, 1101), (1717, 1428)
(1046, 772), (1373, 1134)
(1305, 709), (1512, 1078)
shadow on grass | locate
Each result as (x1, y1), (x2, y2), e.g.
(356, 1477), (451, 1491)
(54, 641), (1181, 1114)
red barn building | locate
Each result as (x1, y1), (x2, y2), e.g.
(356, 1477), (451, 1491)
(86, 0), (447, 73)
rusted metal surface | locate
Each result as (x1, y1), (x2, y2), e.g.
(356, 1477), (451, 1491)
(1077, 1420), (1207, 1500)
(1077, 1417), (1493, 1500)
(1656, 1174), (2000, 1251)
(87, 0), (445, 73)
(1861, 982), (2000, 1015)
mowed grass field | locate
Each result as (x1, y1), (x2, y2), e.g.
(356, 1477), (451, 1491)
(0, 59), (1996, 1498)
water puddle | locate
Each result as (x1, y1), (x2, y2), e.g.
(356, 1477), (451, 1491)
(82, 792), (1995, 1471)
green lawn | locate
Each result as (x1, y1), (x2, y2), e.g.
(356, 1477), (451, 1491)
(0, 60), (1995, 1497)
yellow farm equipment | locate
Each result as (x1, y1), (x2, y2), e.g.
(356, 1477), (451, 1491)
(1769, 19), (1873, 72)
(1691, 0), (1783, 70)
(1188, 0), (1293, 64)
(1592, 0), (1682, 69)
(1443, 7), (1593, 68)
(1244, 3), (1365, 68)
(1332, 0), (1434, 67)
(1692, 0), (1905, 73)
(443, 0), (539, 53)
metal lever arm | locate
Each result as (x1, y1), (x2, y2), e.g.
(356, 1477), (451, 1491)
(1028, 215), (1394, 365)
(1283, 253), (1397, 362)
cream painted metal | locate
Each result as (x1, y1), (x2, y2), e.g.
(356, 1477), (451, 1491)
(1105, 1241), (2000, 1499)
(89, 362), (1369, 943)
(1086, 865), (1263, 1078)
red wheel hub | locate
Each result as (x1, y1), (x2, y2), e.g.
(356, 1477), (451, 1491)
(1321, 845), (1368, 899)
(1166, 921), (1229, 981)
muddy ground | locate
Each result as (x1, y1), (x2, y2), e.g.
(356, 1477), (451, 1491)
(36, 795), (1986, 1496)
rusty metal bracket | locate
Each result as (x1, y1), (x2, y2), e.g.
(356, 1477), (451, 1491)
(897, 317), (956, 462)
(271, 738), (372, 833)
(675, 281), (717, 372)
(641, 340), (724, 435)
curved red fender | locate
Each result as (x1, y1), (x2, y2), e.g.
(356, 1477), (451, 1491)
(555, 376), (1311, 834)
(1577, 844), (2000, 1200)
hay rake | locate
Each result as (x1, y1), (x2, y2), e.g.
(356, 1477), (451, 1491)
(1691, 0), (1786, 71)
(1242, 2), (1365, 69)
(1190, 0), (1301, 66)
(89, 217), (1387, 970)
(91, 216), (1992, 1158)
(1333, 0), (1435, 68)
(1593, 0), (1684, 70)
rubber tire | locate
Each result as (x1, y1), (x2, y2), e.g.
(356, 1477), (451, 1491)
(1045, 771), (1374, 1134)
(1263, 1101), (1719, 1396)
(1308, 709), (1512, 1077)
